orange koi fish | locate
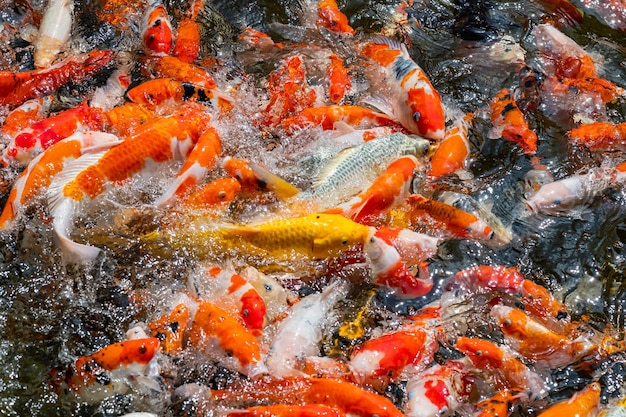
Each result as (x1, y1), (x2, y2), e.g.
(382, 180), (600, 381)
(178, 176), (241, 210)
(316, 0), (355, 35)
(326, 53), (351, 104)
(221, 156), (300, 199)
(325, 155), (419, 226)
(568, 121), (626, 151)
(141, 3), (173, 56)
(455, 336), (546, 394)
(473, 388), (527, 417)
(261, 55), (318, 128)
(0, 131), (121, 229)
(349, 329), (432, 388)
(126, 77), (233, 112)
(428, 112), (473, 179)
(536, 382), (600, 417)
(1, 101), (105, 166)
(189, 300), (264, 375)
(490, 305), (595, 368)
(149, 302), (190, 354)
(406, 194), (494, 241)
(47, 103), (211, 261)
(364, 228), (433, 298)
(149, 55), (217, 89)
(226, 404), (346, 417)
(0, 96), (52, 138)
(103, 102), (155, 137)
(489, 88), (538, 154)
(281, 104), (399, 134)
(0, 49), (114, 110)
(33, 0), (74, 68)
(212, 376), (405, 417)
(359, 36), (446, 140)
(54, 338), (161, 402)
(171, 0), (204, 63)
(155, 126), (222, 207)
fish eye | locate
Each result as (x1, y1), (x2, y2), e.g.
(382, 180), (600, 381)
(218, 191), (227, 199)
(264, 283), (272, 291)
(503, 319), (512, 326)
(341, 238), (348, 245)
(370, 237), (376, 243)
(475, 350), (482, 356)
(412, 111), (420, 122)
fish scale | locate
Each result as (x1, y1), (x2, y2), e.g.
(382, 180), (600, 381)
(300, 133), (430, 209)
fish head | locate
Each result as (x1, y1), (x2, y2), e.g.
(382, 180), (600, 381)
(142, 3), (173, 56)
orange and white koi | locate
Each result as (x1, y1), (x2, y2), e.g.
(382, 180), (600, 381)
(0, 96), (53, 139)
(524, 166), (626, 215)
(359, 36), (446, 140)
(141, 3), (173, 56)
(364, 228), (433, 298)
(490, 305), (595, 368)
(281, 105), (399, 135)
(349, 328), (433, 388)
(489, 88), (538, 154)
(53, 338), (162, 403)
(189, 300), (265, 376)
(226, 404), (346, 417)
(406, 194), (494, 241)
(455, 336), (546, 394)
(266, 280), (348, 377)
(0, 131), (120, 229)
(326, 53), (351, 104)
(0, 49), (115, 110)
(155, 125), (222, 207)
(212, 376), (406, 417)
(33, 0), (74, 68)
(195, 263), (267, 337)
(536, 382), (600, 417)
(90, 51), (134, 111)
(325, 155), (419, 226)
(404, 361), (471, 417)
(1, 101), (105, 166)
(126, 78), (233, 112)
(568, 121), (626, 151)
(372, 226), (441, 266)
(47, 103), (211, 261)
(428, 112), (473, 180)
(473, 388), (528, 417)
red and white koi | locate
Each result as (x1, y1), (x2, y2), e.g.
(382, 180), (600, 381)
(372, 226), (441, 266)
(52, 338), (162, 403)
(33, 0), (74, 69)
(47, 103), (211, 261)
(364, 228), (433, 298)
(141, 3), (173, 56)
(0, 131), (121, 229)
(265, 280), (348, 377)
(359, 36), (446, 140)
(1, 97), (53, 139)
(1, 101), (106, 166)
(489, 87), (538, 154)
(537, 381), (600, 417)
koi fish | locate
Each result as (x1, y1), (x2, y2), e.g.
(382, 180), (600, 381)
(0, 49), (115, 110)
(149, 302), (191, 354)
(428, 112), (473, 179)
(33, 0), (74, 68)
(0, 96), (53, 138)
(171, 0), (204, 63)
(178, 177), (242, 210)
(238, 26), (279, 50)
(188, 300), (265, 375)
(536, 382), (600, 417)
(406, 194), (494, 241)
(490, 305), (595, 368)
(326, 53), (351, 103)
(455, 336), (546, 394)
(364, 228), (433, 298)
(266, 280), (348, 377)
(212, 376), (406, 417)
(47, 103), (211, 261)
(349, 328), (433, 388)
(1, 101), (105, 166)
(54, 338), (162, 403)
(141, 3), (173, 56)
(103, 102), (156, 137)
(149, 55), (217, 89)
(473, 388), (527, 417)
(90, 51), (134, 111)
(372, 226), (441, 266)
(0, 131), (121, 229)
(315, 0), (355, 35)
(126, 78), (233, 112)
(297, 133), (430, 209)
(281, 105), (399, 135)
(217, 213), (371, 260)
(568, 121), (626, 151)
(226, 404), (347, 417)
(359, 36), (446, 140)
(325, 155), (419, 225)
(489, 88), (538, 154)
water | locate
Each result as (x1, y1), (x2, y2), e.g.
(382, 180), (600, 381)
(1, 0), (626, 415)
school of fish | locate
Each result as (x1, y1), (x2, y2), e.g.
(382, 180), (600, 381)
(1, 0), (626, 416)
